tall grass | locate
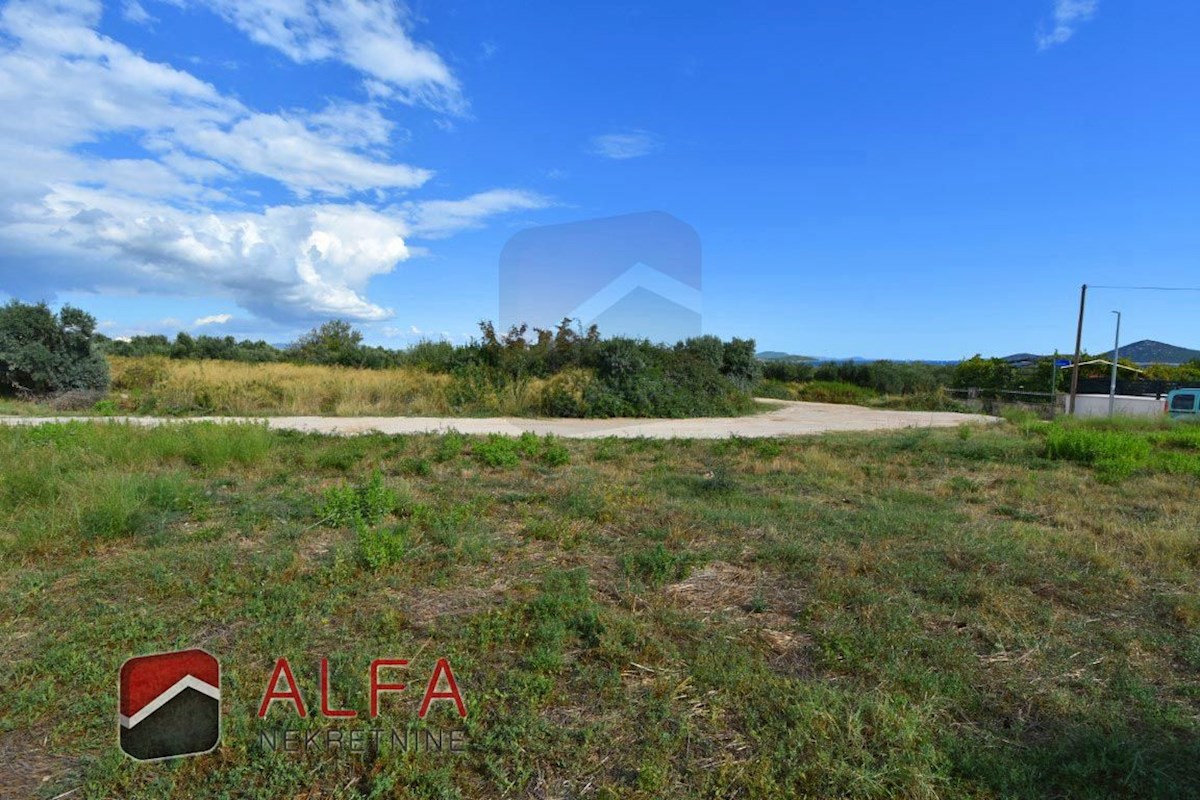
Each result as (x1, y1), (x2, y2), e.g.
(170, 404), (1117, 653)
(1042, 418), (1200, 482)
(0, 422), (271, 557)
(110, 357), (458, 416)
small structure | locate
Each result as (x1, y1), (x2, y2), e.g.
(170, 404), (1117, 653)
(1065, 394), (1165, 418)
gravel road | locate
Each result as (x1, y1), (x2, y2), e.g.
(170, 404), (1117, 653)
(0, 400), (997, 439)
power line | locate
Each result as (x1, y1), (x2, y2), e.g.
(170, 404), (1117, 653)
(1087, 285), (1200, 292)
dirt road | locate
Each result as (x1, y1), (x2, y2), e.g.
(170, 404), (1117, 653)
(0, 400), (997, 439)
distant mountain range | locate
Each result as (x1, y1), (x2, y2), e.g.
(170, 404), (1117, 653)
(1003, 340), (1200, 367)
(755, 351), (955, 365)
(756, 351), (817, 363)
(759, 339), (1200, 367)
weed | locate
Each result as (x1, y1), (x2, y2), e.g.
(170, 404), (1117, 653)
(399, 456), (433, 476)
(621, 543), (696, 587)
(434, 430), (465, 462)
(358, 522), (413, 570)
(319, 470), (400, 528)
(538, 435), (570, 467)
(474, 434), (521, 468)
(516, 431), (540, 458)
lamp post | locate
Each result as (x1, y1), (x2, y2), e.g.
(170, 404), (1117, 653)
(1108, 310), (1122, 417)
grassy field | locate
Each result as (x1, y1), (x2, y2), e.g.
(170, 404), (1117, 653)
(1, 418), (1198, 798)
(106, 357), (487, 417)
(0, 357), (755, 419)
(0, 359), (960, 419)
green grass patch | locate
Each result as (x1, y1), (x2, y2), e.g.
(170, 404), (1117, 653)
(1, 421), (1198, 798)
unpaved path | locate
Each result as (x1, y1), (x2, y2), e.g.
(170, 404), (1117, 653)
(0, 400), (997, 439)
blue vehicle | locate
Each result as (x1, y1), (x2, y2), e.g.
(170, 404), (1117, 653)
(1166, 388), (1200, 419)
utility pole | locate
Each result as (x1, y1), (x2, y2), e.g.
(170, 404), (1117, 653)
(1051, 349), (1059, 418)
(1068, 284), (1087, 416)
(1108, 310), (1122, 417)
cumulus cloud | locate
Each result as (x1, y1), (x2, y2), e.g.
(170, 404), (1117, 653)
(194, 313), (233, 326)
(587, 130), (663, 160)
(0, 0), (546, 322)
(1037, 0), (1099, 50)
(0, 179), (409, 319)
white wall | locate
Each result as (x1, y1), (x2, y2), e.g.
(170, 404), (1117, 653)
(1064, 394), (1166, 418)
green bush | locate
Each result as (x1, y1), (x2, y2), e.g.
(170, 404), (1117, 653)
(537, 368), (594, 417)
(539, 435), (570, 467)
(474, 435), (521, 468)
(319, 470), (400, 528)
(0, 300), (109, 396)
(358, 522), (412, 570)
(434, 431), (466, 462)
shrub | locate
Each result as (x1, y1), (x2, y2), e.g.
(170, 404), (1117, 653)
(0, 300), (109, 396)
(870, 390), (969, 413)
(516, 432), (541, 458)
(539, 435), (571, 467)
(112, 357), (171, 392)
(474, 435), (521, 468)
(537, 368), (594, 417)
(358, 522), (413, 570)
(319, 471), (400, 528)
(434, 431), (466, 462)
(721, 337), (762, 389)
(289, 320), (368, 367)
(793, 380), (876, 405)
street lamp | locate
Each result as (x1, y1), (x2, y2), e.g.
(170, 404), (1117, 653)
(1108, 310), (1122, 417)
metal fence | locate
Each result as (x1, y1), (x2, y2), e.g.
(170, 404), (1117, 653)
(1073, 378), (1188, 398)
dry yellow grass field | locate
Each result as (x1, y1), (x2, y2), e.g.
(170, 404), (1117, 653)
(105, 356), (572, 416)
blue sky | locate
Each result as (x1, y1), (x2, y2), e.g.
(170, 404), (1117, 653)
(0, 0), (1197, 359)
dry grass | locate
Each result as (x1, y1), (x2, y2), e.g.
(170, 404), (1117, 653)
(106, 357), (593, 417)
(110, 356), (455, 415)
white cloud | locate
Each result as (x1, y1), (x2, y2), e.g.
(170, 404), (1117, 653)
(177, 112), (431, 196)
(0, 0), (549, 323)
(189, 0), (465, 113)
(5, 185), (410, 320)
(123, 0), (155, 25)
(194, 313), (233, 326)
(587, 130), (663, 160)
(1037, 0), (1099, 50)
(0, 0), (427, 198)
(401, 189), (553, 239)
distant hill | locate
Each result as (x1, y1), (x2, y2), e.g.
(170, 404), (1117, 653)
(1002, 340), (1200, 367)
(1104, 340), (1200, 366)
(1002, 353), (1045, 367)
(757, 351), (957, 365)
(756, 351), (817, 362)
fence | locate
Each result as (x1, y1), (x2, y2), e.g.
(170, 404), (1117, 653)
(1072, 378), (1192, 398)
